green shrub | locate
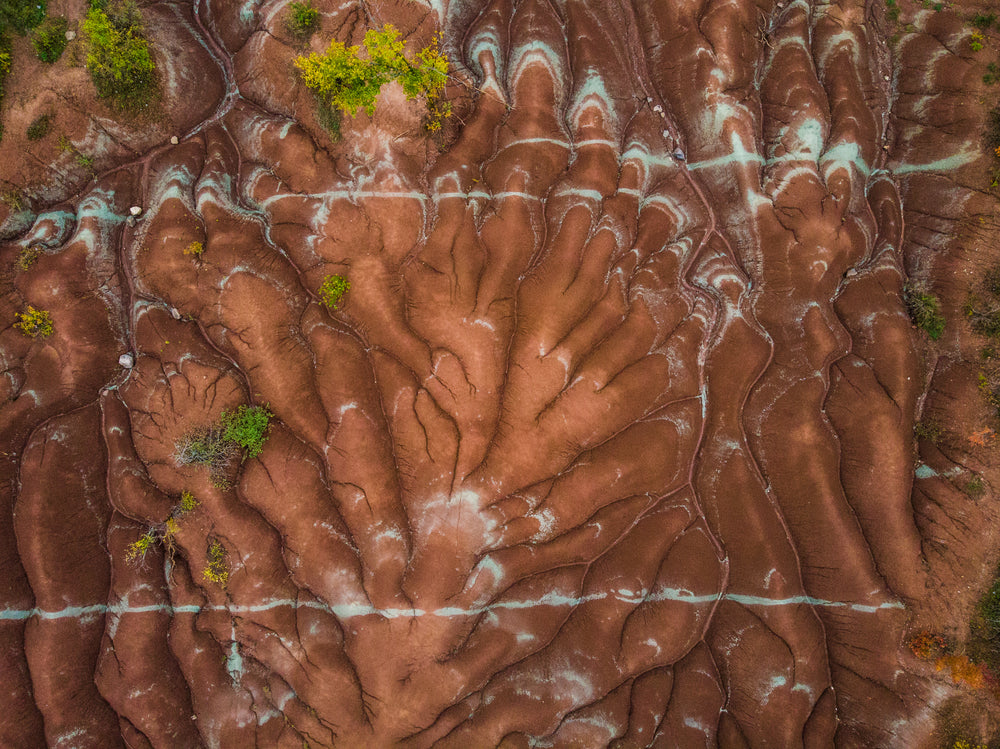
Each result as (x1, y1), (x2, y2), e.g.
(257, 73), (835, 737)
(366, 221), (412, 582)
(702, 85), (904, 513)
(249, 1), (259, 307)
(220, 404), (272, 459)
(26, 113), (52, 140)
(914, 419), (943, 443)
(294, 24), (450, 130)
(82, 0), (155, 110)
(968, 565), (1000, 675)
(966, 475), (986, 496)
(0, 0), (46, 34)
(985, 62), (1000, 85)
(971, 12), (997, 30)
(318, 274), (349, 308)
(285, 0), (319, 39)
(32, 14), (67, 62)
(904, 284), (946, 340)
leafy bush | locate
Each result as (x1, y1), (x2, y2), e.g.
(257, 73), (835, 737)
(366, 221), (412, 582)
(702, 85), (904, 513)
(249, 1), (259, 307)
(220, 404), (272, 459)
(971, 31), (986, 52)
(26, 113), (52, 140)
(32, 14), (67, 62)
(14, 305), (53, 337)
(178, 489), (198, 513)
(294, 24), (450, 129)
(318, 274), (349, 308)
(82, 0), (155, 110)
(183, 240), (203, 258)
(285, 0), (319, 39)
(904, 284), (945, 340)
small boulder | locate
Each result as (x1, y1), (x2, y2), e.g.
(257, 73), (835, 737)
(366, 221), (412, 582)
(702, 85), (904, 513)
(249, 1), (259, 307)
(169, 307), (181, 320)
(118, 353), (135, 369)
(129, 206), (142, 216)
(673, 148), (686, 161)
(65, 30), (76, 41)
(170, 136), (179, 145)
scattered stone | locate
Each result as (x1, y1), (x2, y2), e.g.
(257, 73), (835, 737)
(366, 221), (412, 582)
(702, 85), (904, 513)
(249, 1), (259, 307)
(170, 136), (179, 145)
(846, 268), (858, 277)
(646, 96), (653, 103)
(126, 216), (136, 227)
(883, 75), (890, 81)
(118, 353), (135, 369)
(169, 307), (181, 320)
(653, 104), (663, 114)
(662, 130), (670, 138)
(673, 148), (686, 161)
(129, 206), (142, 216)
(65, 30), (76, 41)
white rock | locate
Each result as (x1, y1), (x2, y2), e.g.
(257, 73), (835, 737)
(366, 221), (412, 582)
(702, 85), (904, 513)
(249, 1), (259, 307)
(169, 307), (181, 319)
(883, 75), (890, 81)
(646, 96), (653, 103)
(846, 268), (858, 277)
(170, 136), (179, 145)
(129, 205), (142, 216)
(64, 30), (76, 41)
(118, 353), (135, 368)
(653, 104), (663, 113)
(673, 148), (686, 161)
(662, 130), (670, 138)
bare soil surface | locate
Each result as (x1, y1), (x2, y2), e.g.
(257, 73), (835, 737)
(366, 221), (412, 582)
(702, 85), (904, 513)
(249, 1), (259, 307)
(2, 0), (1000, 745)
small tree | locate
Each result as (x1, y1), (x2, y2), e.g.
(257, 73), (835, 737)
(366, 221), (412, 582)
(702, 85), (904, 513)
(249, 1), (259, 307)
(294, 24), (450, 129)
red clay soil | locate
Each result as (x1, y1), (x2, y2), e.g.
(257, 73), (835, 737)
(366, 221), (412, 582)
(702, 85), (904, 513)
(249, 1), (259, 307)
(2, 0), (1000, 745)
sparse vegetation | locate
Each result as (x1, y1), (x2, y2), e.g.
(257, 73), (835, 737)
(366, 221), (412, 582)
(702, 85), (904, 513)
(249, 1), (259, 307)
(885, 0), (901, 22)
(82, 0), (156, 110)
(988, 63), (1000, 86)
(965, 265), (1000, 415)
(971, 31), (986, 53)
(183, 240), (204, 258)
(0, 36), (11, 141)
(32, 14), (67, 62)
(908, 630), (948, 660)
(175, 404), (272, 482)
(26, 113), (53, 140)
(16, 244), (41, 270)
(1, 187), (23, 211)
(967, 474), (986, 496)
(125, 529), (156, 564)
(285, 0), (319, 40)
(294, 24), (450, 131)
(202, 539), (229, 586)
(318, 274), (349, 309)
(915, 419), (944, 443)
(14, 305), (53, 338)
(904, 283), (946, 340)
(968, 564), (1000, 678)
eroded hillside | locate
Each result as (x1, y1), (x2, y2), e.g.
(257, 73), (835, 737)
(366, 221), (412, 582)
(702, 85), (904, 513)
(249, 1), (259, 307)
(2, 0), (1000, 745)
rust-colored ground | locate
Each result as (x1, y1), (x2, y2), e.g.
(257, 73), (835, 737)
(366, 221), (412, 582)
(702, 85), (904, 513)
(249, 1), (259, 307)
(2, 0), (1000, 745)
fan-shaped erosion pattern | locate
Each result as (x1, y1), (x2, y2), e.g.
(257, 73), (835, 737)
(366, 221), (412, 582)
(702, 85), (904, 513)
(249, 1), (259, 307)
(1, 0), (997, 745)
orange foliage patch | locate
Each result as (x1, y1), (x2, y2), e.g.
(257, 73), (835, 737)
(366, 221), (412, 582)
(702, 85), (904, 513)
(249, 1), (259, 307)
(936, 655), (987, 690)
(968, 428), (997, 447)
(908, 630), (947, 660)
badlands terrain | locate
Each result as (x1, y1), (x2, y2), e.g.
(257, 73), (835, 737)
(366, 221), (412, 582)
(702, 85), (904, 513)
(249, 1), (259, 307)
(2, 0), (1000, 745)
